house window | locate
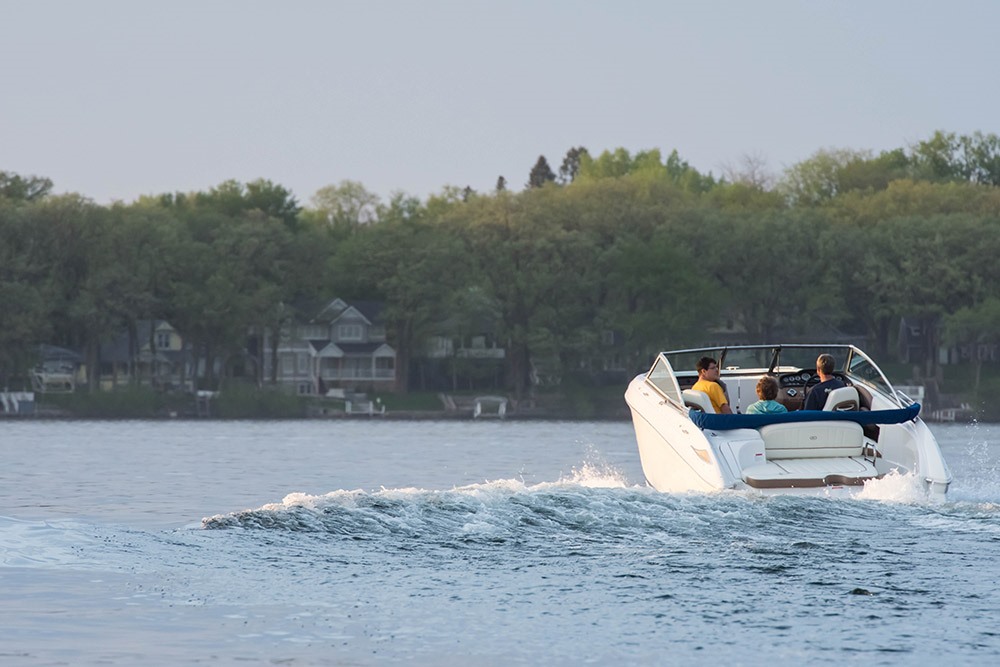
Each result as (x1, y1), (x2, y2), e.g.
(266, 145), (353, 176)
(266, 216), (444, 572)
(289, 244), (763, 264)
(298, 383), (313, 395)
(156, 332), (171, 349)
(338, 324), (363, 341)
(301, 325), (326, 339)
(281, 356), (294, 374)
(297, 354), (309, 372)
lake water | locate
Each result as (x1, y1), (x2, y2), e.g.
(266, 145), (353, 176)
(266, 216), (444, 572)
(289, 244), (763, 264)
(2, 419), (1000, 665)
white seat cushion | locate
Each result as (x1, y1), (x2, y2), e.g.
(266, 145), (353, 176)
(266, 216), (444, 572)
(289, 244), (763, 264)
(682, 389), (715, 413)
(824, 386), (860, 411)
(759, 420), (864, 459)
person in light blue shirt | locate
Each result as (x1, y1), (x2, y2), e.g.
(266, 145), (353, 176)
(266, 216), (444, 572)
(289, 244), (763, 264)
(745, 375), (788, 415)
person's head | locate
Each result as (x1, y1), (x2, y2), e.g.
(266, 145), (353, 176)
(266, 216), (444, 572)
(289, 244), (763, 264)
(816, 353), (836, 376)
(696, 356), (720, 381)
(756, 375), (779, 401)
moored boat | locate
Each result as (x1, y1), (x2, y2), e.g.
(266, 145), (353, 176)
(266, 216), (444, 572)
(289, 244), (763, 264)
(624, 344), (952, 497)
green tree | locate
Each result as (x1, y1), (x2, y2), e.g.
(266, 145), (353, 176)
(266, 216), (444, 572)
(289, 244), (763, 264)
(528, 155), (556, 188)
(243, 179), (302, 228)
(332, 196), (464, 391)
(0, 171), (53, 202)
(957, 132), (1000, 185)
(577, 147), (634, 179)
(17, 195), (117, 388)
(598, 226), (721, 364)
(98, 204), (179, 386)
(943, 298), (1000, 394)
(576, 147), (716, 193)
(191, 179), (301, 228)
(558, 146), (589, 184)
(903, 130), (1000, 185)
(908, 130), (962, 182)
(833, 215), (981, 371)
(0, 200), (50, 387)
(689, 212), (823, 343)
(430, 285), (502, 390)
(454, 187), (609, 397)
(778, 148), (875, 205)
(309, 180), (381, 227)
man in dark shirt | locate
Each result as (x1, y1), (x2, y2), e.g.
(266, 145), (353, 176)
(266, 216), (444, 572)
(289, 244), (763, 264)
(803, 353), (846, 411)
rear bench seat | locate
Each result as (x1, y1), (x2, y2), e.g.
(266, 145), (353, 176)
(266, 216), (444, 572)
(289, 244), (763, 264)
(742, 421), (878, 489)
(761, 421), (863, 459)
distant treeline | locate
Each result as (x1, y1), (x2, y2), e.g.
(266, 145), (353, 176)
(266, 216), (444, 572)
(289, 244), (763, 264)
(3, 130), (1000, 396)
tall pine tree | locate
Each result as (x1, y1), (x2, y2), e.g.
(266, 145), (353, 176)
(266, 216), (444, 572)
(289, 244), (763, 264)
(528, 156), (556, 188)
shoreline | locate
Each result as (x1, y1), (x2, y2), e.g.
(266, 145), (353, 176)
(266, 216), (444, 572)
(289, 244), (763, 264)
(0, 408), (633, 422)
(0, 410), (986, 424)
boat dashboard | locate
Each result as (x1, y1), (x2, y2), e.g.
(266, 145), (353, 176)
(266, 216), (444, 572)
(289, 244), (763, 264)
(775, 371), (854, 411)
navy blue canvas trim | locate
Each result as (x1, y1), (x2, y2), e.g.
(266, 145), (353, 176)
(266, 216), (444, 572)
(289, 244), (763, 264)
(690, 403), (920, 430)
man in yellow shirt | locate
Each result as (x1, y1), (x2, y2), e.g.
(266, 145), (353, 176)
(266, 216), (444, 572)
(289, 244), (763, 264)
(691, 356), (732, 414)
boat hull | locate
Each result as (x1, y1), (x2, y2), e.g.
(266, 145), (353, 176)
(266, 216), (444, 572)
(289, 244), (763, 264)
(626, 375), (729, 492)
(625, 374), (952, 498)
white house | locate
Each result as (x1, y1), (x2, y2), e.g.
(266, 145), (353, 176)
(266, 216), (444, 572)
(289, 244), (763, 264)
(262, 298), (397, 394)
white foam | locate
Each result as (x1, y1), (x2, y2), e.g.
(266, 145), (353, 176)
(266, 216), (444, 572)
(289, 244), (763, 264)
(855, 469), (926, 503)
(460, 520), (502, 537)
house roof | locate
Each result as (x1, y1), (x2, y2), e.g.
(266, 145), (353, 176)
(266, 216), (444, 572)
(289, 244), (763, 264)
(308, 339), (331, 354)
(313, 298), (349, 323)
(313, 298), (385, 326)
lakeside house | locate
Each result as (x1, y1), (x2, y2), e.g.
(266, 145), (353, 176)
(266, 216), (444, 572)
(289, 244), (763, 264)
(98, 320), (190, 391)
(420, 329), (506, 391)
(261, 298), (397, 395)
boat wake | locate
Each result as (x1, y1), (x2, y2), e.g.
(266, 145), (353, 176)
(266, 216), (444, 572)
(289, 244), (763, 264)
(201, 437), (1000, 542)
(200, 464), (642, 539)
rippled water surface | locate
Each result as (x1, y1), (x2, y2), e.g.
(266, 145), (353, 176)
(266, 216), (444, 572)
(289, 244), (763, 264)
(2, 419), (1000, 665)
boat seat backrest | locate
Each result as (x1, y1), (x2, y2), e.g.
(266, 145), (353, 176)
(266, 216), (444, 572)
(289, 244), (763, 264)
(823, 386), (860, 412)
(682, 389), (715, 413)
(759, 421), (864, 459)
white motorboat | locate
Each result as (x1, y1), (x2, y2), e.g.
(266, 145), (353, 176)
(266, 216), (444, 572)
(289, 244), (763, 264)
(624, 344), (952, 497)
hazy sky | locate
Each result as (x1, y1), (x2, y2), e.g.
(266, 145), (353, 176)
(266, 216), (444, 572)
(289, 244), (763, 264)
(3, 1), (998, 206)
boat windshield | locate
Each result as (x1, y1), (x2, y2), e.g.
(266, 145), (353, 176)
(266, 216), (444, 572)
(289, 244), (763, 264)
(646, 356), (682, 403)
(718, 347), (773, 371)
(846, 349), (895, 398)
(663, 349), (728, 375)
(663, 346), (844, 374)
(772, 346), (848, 372)
(657, 344), (899, 405)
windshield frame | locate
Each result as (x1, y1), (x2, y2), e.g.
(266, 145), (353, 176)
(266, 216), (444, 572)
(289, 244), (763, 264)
(654, 344), (902, 406)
